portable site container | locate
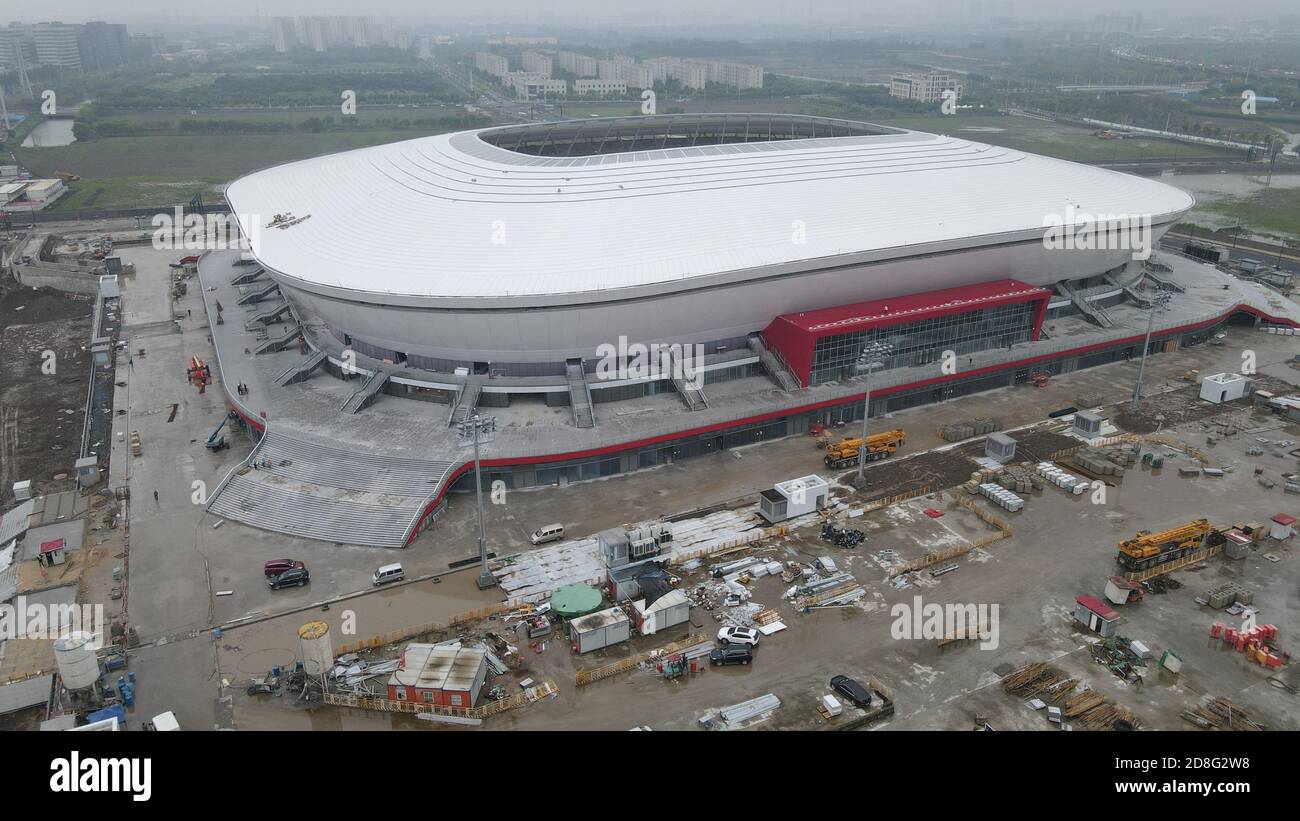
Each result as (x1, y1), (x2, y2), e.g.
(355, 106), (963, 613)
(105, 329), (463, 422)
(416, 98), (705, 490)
(570, 606), (632, 653)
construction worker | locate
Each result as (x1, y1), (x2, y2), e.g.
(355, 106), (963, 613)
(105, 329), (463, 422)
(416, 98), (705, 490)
(153, 490), (159, 502)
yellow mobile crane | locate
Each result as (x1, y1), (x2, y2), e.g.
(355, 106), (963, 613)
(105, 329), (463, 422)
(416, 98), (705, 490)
(1116, 519), (1226, 573)
(823, 429), (906, 469)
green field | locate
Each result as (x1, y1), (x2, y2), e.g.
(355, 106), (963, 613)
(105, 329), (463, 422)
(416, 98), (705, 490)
(16, 130), (429, 186)
(1197, 186), (1300, 239)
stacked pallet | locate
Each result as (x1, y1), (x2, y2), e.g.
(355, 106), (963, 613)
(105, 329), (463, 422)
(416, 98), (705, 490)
(1203, 581), (1253, 609)
(1035, 462), (1089, 495)
(941, 417), (1000, 442)
(995, 466), (1043, 494)
(979, 482), (1024, 512)
(1072, 445), (1136, 476)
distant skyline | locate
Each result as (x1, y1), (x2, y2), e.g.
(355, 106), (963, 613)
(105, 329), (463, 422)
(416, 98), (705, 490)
(6, 1), (1299, 30)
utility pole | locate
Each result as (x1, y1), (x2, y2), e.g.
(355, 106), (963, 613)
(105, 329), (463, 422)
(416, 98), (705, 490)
(1131, 289), (1171, 412)
(854, 341), (893, 486)
(457, 413), (497, 589)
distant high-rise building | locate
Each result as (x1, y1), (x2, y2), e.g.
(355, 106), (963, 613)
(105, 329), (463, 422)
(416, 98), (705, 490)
(271, 17), (297, 52)
(521, 51), (552, 77)
(474, 51), (509, 78)
(32, 22), (83, 70)
(77, 21), (130, 71)
(890, 72), (962, 104)
(558, 51), (597, 77)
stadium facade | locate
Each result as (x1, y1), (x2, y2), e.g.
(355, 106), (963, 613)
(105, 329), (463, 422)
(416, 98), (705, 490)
(225, 114), (1193, 378)
(203, 114), (1300, 548)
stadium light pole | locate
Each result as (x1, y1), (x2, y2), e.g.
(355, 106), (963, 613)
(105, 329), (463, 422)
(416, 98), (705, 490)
(458, 413), (497, 589)
(855, 341), (893, 486)
(1131, 288), (1172, 413)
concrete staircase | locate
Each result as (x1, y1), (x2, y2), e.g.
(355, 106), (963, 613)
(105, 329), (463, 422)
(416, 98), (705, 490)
(230, 266), (265, 286)
(748, 334), (801, 391)
(566, 360), (595, 428)
(245, 301), (293, 328)
(206, 428), (462, 547)
(340, 369), (388, 413)
(448, 378), (482, 427)
(254, 325), (302, 355)
(273, 350), (326, 386)
(1056, 281), (1113, 328)
(237, 280), (280, 306)
(670, 349), (708, 411)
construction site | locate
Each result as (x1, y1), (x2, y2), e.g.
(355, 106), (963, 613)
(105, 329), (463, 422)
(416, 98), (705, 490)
(212, 329), (1300, 731)
(0, 226), (1298, 734)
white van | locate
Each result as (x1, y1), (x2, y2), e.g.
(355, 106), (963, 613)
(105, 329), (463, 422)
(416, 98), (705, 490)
(530, 523), (564, 545)
(373, 563), (405, 586)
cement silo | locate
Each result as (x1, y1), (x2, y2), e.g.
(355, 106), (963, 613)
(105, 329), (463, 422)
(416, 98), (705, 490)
(53, 632), (101, 691)
(298, 620), (334, 677)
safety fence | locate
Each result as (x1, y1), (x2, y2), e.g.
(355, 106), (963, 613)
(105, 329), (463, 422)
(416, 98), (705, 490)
(575, 634), (708, 687)
(669, 525), (789, 566)
(334, 599), (531, 655)
(323, 678), (558, 721)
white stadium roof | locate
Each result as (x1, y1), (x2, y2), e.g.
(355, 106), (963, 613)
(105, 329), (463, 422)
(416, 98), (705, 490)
(225, 115), (1194, 300)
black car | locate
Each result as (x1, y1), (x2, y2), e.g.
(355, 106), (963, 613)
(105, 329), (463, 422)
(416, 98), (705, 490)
(709, 645), (753, 666)
(830, 675), (872, 707)
(269, 567), (310, 589)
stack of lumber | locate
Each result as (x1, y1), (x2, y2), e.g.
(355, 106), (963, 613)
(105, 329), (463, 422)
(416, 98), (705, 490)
(1003, 662), (1072, 699)
(1181, 697), (1266, 731)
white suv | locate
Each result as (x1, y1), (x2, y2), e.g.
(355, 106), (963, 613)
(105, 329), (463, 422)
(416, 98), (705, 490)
(717, 626), (760, 646)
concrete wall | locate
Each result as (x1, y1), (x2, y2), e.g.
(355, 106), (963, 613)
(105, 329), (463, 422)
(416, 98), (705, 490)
(11, 262), (103, 295)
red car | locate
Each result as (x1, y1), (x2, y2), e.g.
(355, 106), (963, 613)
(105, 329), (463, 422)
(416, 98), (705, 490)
(264, 559), (305, 577)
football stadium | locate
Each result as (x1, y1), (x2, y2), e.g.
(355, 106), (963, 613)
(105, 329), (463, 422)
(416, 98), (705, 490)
(198, 114), (1300, 547)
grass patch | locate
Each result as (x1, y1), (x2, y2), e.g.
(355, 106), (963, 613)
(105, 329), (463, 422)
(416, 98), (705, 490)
(1198, 186), (1300, 239)
(14, 130), (432, 180)
(49, 176), (229, 211)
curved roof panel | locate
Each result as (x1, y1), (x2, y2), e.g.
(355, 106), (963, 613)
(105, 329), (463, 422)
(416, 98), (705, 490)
(224, 114), (1195, 299)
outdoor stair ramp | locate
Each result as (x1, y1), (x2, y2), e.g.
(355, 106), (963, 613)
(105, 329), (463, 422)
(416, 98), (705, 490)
(669, 347), (708, 411)
(448, 378), (482, 427)
(237, 280), (280, 306)
(1142, 268), (1186, 294)
(748, 334), (801, 392)
(566, 360), (595, 428)
(1056, 282), (1113, 329)
(205, 428), (462, 547)
(245, 301), (293, 328)
(340, 368), (389, 413)
(273, 350), (326, 387)
(230, 266), (265, 286)
(1105, 272), (1153, 309)
(254, 324), (303, 355)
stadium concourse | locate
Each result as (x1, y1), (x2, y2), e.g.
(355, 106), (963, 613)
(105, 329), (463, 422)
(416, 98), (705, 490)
(198, 248), (1300, 548)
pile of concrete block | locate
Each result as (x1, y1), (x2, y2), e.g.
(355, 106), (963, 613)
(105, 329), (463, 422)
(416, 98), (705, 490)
(1072, 445), (1136, 476)
(994, 465), (1042, 494)
(1204, 582), (1254, 609)
(941, 417), (1001, 442)
(1035, 462), (1089, 495)
(978, 482), (1024, 512)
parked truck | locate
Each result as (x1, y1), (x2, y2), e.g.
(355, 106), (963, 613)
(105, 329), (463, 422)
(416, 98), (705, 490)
(823, 429), (906, 469)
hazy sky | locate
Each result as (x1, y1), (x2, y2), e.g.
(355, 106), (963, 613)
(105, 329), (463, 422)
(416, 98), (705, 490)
(9, 1), (1298, 28)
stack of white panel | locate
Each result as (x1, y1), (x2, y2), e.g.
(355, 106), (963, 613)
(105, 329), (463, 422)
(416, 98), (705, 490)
(1035, 462), (1088, 495)
(979, 482), (1024, 512)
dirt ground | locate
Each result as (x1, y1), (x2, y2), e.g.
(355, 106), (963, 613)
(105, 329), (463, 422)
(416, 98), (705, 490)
(0, 285), (94, 507)
(1112, 374), (1299, 434)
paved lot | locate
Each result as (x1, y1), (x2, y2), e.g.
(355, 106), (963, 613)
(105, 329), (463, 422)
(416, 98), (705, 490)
(107, 243), (1299, 729)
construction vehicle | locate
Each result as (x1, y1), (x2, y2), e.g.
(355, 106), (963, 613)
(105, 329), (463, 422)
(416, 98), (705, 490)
(186, 356), (212, 394)
(54, 169), (80, 182)
(823, 429), (906, 469)
(1116, 519), (1226, 572)
(205, 411), (237, 451)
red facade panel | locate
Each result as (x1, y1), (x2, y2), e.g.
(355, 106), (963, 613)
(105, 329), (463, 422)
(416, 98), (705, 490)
(762, 279), (1052, 387)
